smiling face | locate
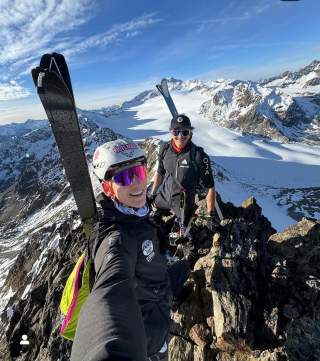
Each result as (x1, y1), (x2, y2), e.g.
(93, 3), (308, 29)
(102, 163), (148, 208)
(111, 175), (147, 208)
(171, 129), (192, 149)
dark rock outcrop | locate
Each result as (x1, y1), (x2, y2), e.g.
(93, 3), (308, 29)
(170, 210), (320, 361)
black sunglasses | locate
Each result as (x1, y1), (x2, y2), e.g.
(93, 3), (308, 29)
(171, 129), (191, 137)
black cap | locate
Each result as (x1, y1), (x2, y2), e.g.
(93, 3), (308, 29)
(170, 114), (194, 130)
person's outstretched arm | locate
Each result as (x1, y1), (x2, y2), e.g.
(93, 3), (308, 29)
(71, 230), (147, 361)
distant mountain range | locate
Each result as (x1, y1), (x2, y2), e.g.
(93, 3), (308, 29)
(119, 60), (320, 144)
(0, 60), (319, 296)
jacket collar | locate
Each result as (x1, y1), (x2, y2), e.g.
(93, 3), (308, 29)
(170, 140), (193, 154)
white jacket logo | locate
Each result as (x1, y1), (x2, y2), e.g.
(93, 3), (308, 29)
(180, 158), (189, 168)
(142, 240), (155, 262)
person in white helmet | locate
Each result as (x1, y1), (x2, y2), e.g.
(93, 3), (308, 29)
(71, 138), (189, 361)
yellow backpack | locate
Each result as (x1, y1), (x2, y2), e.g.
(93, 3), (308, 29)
(59, 222), (100, 340)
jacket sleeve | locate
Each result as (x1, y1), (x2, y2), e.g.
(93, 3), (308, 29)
(198, 150), (215, 189)
(71, 230), (147, 361)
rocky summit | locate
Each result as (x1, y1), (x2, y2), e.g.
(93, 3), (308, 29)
(0, 140), (319, 360)
(170, 200), (320, 361)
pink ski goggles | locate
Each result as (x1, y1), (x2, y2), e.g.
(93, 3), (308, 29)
(111, 164), (147, 186)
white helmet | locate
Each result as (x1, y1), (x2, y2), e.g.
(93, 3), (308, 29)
(93, 138), (146, 180)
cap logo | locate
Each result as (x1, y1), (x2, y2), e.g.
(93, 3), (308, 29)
(177, 116), (184, 123)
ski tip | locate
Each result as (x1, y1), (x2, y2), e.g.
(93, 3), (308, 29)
(40, 53), (52, 69)
(52, 52), (65, 59)
(156, 84), (165, 97)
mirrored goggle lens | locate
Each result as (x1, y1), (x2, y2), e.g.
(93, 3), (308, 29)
(112, 164), (147, 186)
(172, 129), (190, 137)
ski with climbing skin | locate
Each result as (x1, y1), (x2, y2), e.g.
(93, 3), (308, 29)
(31, 53), (97, 229)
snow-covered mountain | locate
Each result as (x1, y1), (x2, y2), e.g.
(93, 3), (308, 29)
(0, 60), (319, 304)
(0, 115), (120, 296)
(80, 61), (319, 230)
(200, 61), (320, 144)
(93, 61), (320, 144)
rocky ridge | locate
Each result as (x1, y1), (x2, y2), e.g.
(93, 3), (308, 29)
(170, 199), (320, 361)
(0, 139), (319, 361)
(83, 61), (320, 145)
(0, 114), (120, 291)
(0, 194), (319, 361)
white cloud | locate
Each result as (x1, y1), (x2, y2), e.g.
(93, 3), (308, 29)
(0, 81), (30, 101)
(0, 0), (91, 65)
(0, 0), (91, 100)
(0, 1), (161, 101)
(63, 13), (161, 57)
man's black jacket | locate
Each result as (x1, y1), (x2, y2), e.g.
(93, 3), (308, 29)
(155, 140), (214, 224)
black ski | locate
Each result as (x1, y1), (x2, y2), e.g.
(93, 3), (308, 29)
(31, 54), (97, 225)
(156, 78), (178, 116)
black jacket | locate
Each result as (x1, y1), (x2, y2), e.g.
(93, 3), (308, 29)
(155, 140), (214, 223)
(71, 197), (170, 361)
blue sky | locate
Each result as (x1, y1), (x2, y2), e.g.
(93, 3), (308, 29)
(0, 0), (319, 124)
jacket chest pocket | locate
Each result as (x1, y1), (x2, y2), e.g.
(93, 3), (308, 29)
(176, 156), (197, 188)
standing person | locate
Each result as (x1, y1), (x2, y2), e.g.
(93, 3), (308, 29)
(71, 138), (188, 361)
(151, 114), (216, 232)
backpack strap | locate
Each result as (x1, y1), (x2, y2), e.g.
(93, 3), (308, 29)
(190, 144), (197, 172)
(190, 144), (203, 173)
(158, 142), (170, 162)
(85, 221), (100, 291)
